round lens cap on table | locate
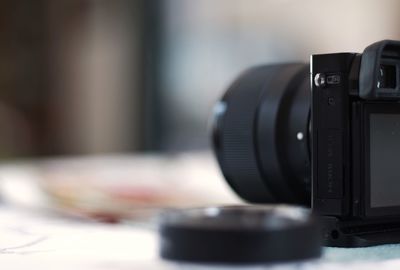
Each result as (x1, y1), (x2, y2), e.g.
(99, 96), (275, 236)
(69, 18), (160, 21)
(159, 205), (322, 264)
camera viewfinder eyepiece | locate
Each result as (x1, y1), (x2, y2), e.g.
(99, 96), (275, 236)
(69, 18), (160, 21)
(360, 40), (400, 99)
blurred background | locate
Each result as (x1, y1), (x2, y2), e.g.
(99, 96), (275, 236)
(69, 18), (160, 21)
(1, 0), (400, 157)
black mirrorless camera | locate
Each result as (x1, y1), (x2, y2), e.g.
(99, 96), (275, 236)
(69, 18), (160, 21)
(212, 40), (400, 247)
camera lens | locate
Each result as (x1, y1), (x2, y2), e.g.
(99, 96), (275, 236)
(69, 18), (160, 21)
(212, 64), (311, 205)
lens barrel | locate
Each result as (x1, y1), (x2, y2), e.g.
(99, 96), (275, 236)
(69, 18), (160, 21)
(212, 64), (311, 205)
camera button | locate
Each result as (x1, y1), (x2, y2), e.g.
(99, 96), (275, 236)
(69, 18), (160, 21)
(314, 73), (326, 87)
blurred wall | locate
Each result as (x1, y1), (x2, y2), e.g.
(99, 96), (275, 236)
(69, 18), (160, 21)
(0, 1), (48, 157)
(1, 0), (400, 156)
(46, 1), (144, 154)
(0, 0), (147, 156)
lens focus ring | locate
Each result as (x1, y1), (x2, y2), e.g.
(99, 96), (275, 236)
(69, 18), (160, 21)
(213, 64), (310, 204)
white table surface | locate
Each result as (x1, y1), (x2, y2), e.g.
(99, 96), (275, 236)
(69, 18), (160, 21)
(0, 153), (399, 269)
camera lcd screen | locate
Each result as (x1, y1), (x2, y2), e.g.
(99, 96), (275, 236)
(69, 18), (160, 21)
(370, 113), (400, 208)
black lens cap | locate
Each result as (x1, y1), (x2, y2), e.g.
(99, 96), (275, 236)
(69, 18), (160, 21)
(159, 205), (322, 264)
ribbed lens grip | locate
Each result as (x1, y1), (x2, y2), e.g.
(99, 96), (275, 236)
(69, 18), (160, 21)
(219, 66), (280, 202)
(215, 63), (310, 204)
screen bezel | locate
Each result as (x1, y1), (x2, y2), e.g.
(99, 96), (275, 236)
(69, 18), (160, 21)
(364, 102), (400, 217)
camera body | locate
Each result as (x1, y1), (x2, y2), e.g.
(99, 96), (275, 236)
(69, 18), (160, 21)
(311, 40), (400, 246)
(212, 40), (400, 247)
